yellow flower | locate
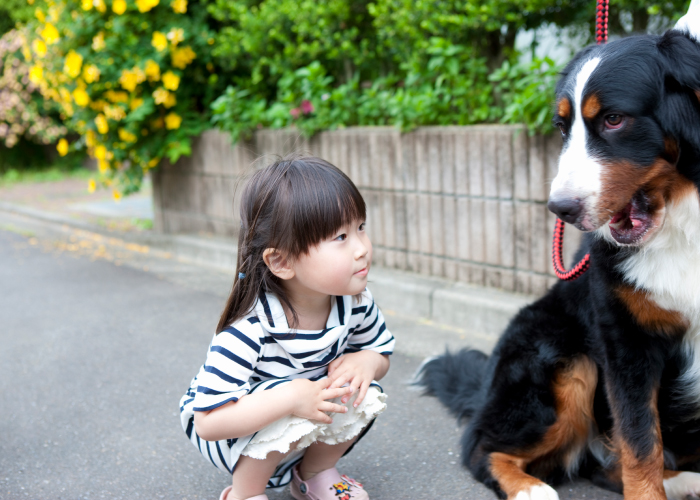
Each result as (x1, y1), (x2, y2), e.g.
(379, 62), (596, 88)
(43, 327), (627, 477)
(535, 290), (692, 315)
(207, 38), (214, 45)
(171, 46), (195, 69)
(88, 178), (96, 193)
(95, 114), (109, 134)
(27, 0), (35, 5)
(119, 69), (139, 92)
(112, 190), (122, 202)
(167, 27), (184, 46)
(145, 60), (160, 81)
(136, 0), (158, 12)
(41, 23), (59, 45)
(59, 87), (72, 103)
(151, 31), (167, 52)
(81, 0), (92, 10)
(118, 128), (137, 143)
(104, 105), (126, 121)
(164, 93), (176, 108)
(129, 97), (144, 110)
(35, 8), (45, 22)
(90, 100), (107, 111)
(56, 138), (69, 156)
(151, 117), (164, 129)
(48, 5), (60, 22)
(29, 65), (43, 84)
(147, 157), (159, 168)
(63, 50), (83, 78)
(112, 0), (126, 14)
(98, 159), (110, 173)
(94, 144), (107, 160)
(62, 102), (75, 117)
(105, 90), (129, 103)
(152, 87), (169, 105)
(73, 87), (90, 107)
(171, 0), (186, 13)
(94, 0), (106, 12)
(32, 39), (47, 57)
(92, 32), (105, 51)
(82, 64), (100, 83)
(22, 45), (32, 63)
(161, 71), (180, 91)
(165, 112), (181, 129)
(86, 129), (96, 147)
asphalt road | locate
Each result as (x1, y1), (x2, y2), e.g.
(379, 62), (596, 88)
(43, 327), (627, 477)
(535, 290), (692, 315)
(0, 227), (620, 500)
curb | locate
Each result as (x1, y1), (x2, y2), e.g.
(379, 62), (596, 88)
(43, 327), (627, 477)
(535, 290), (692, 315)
(0, 201), (536, 339)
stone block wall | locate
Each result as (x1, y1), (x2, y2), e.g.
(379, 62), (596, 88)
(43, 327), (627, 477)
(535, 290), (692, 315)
(151, 126), (581, 296)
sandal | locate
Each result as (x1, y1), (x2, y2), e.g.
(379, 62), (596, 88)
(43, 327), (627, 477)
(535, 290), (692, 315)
(290, 465), (369, 500)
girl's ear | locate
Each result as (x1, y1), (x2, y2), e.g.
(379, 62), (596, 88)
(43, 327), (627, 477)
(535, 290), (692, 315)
(263, 248), (295, 280)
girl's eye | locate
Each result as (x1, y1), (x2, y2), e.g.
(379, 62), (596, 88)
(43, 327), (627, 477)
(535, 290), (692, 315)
(359, 222), (366, 231)
(335, 233), (347, 241)
(604, 114), (624, 130)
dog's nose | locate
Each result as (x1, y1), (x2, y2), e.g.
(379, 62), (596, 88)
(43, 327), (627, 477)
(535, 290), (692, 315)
(548, 197), (583, 224)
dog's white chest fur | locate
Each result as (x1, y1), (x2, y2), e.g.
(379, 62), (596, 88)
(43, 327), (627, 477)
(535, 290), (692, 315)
(618, 189), (700, 403)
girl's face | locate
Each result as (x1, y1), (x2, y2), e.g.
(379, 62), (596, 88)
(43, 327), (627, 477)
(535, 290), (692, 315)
(290, 219), (372, 298)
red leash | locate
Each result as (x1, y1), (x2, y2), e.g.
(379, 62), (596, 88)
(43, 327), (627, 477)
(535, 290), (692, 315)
(552, 0), (608, 281)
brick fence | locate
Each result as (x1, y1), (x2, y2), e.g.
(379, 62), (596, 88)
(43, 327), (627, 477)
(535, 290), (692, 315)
(151, 126), (581, 297)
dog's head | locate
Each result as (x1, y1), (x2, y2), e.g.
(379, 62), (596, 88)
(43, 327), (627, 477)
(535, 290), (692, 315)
(548, 30), (700, 246)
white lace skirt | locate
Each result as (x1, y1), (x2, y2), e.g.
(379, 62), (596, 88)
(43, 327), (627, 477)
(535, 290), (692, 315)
(241, 386), (387, 460)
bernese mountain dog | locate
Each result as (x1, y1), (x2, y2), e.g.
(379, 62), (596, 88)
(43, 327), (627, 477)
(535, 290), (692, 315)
(417, 5), (700, 500)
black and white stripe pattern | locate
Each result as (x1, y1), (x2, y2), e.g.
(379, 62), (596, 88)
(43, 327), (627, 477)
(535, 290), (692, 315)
(179, 288), (394, 484)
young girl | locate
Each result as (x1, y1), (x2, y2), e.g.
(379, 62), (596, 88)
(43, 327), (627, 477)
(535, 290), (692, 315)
(180, 155), (395, 500)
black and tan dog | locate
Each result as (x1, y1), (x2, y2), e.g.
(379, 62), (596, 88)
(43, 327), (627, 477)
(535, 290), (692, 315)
(418, 5), (700, 500)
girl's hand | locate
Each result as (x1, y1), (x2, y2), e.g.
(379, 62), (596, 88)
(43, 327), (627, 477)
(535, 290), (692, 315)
(288, 378), (352, 424)
(327, 351), (388, 407)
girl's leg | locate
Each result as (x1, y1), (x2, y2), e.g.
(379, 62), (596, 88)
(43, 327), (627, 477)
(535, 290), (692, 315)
(227, 450), (289, 500)
(297, 437), (357, 481)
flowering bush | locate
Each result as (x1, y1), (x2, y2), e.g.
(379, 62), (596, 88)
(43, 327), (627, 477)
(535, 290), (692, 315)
(25, 0), (219, 196)
(0, 28), (66, 149)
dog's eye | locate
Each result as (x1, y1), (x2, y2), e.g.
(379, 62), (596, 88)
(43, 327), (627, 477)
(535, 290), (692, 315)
(604, 114), (624, 129)
(554, 121), (567, 135)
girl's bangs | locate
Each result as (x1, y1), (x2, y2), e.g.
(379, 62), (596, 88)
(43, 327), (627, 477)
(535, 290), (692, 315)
(276, 158), (366, 256)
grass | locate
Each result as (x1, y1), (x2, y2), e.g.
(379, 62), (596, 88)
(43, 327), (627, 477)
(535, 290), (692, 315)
(0, 224), (35, 238)
(0, 166), (93, 187)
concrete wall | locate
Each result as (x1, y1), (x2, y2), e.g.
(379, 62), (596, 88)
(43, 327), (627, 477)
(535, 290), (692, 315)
(151, 126), (582, 296)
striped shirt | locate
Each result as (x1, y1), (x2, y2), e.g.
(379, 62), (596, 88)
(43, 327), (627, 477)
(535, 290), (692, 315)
(179, 288), (394, 482)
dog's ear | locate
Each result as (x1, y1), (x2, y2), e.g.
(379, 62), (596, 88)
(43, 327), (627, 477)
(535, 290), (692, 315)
(656, 31), (700, 177)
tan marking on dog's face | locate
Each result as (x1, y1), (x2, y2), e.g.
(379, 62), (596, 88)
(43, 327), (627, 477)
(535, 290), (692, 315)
(616, 286), (689, 336)
(595, 157), (692, 231)
(582, 94), (601, 120)
(695, 89), (700, 103)
(557, 97), (571, 120)
(664, 470), (682, 479)
(663, 137), (680, 164)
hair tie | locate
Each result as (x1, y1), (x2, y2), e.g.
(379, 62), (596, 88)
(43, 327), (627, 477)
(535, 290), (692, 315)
(238, 272), (246, 279)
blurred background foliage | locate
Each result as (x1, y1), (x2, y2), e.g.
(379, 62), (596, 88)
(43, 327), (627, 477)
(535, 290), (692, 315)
(0, 0), (691, 193)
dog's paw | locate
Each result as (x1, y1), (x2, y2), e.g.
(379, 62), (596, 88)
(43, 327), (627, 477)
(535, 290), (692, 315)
(664, 471), (700, 500)
(513, 483), (560, 500)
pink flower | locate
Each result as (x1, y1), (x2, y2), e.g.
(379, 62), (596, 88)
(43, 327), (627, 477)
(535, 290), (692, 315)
(300, 99), (314, 115)
(290, 107), (300, 119)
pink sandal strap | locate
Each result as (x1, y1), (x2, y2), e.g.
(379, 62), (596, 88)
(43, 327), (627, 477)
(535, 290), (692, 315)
(291, 466), (368, 500)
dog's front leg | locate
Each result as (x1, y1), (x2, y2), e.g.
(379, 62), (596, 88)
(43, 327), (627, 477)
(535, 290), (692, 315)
(604, 347), (666, 500)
